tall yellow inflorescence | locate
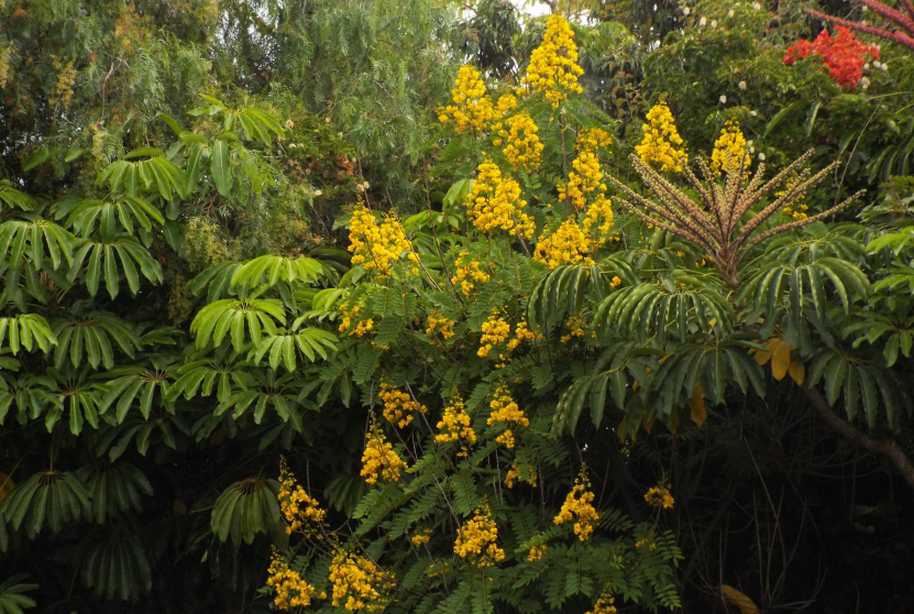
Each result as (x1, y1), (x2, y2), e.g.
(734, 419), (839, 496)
(534, 218), (593, 269)
(495, 111), (544, 172)
(454, 506), (506, 568)
(553, 470), (599, 541)
(643, 484), (675, 510)
(360, 425), (407, 486)
(586, 592), (619, 614)
(278, 459), (326, 534)
(581, 195), (615, 247)
(577, 127), (613, 152)
(347, 205), (418, 275)
(522, 14), (584, 107)
(558, 149), (606, 210)
(328, 550), (396, 612)
(635, 102), (688, 173)
(465, 160), (535, 240)
(434, 396), (476, 458)
(379, 383), (428, 428)
(711, 120), (751, 175)
(486, 386), (529, 449)
(266, 550), (326, 610)
(437, 64), (497, 133)
(477, 312), (539, 364)
(450, 250), (491, 296)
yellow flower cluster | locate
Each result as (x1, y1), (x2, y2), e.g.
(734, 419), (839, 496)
(50, 57), (77, 109)
(410, 528), (432, 547)
(451, 250), (491, 296)
(278, 460), (326, 534)
(507, 319), (538, 351)
(437, 64), (496, 133)
(522, 14), (584, 107)
(504, 463), (537, 489)
(635, 102), (688, 173)
(711, 121), (751, 175)
(434, 396), (477, 458)
(328, 551), (395, 612)
(477, 312), (511, 358)
(643, 485), (675, 510)
(553, 472), (599, 541)
(581, 196), (615, 245)
(465, 160), (534, 239)
(577, 127), (613, 152)
(360, 426), (407, 486)
(496, 93), (518, 116)
(586, 592), (618, 614)
(425, 312), (456, 340)
(347, 205), (418, 275)
(486, 386), (530, 449)
(379, 383), (427, 428)
(534, 218), (593, 270)
(338, 303), (374, 337)
(454, 507), (506, 567)
(266, 550), (325, 610)
(526, 543), (548, 562)
(495, 112), (543, 171)
(558, 150), (606, 210)
(560, 313), (587, 344)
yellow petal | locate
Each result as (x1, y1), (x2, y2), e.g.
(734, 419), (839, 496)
(770, 338), (792, 381)
(720, 585), (760, 614)
(788, 360), (806, 385)
(690, 385), (707, 427)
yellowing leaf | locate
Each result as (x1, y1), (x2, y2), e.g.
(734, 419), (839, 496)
(690, 385), (707, 427)
(770, 338), (792, 381)
(788, 360), (806, 385)
(721, 585), (760, 614)
(753, 348), (771, 366)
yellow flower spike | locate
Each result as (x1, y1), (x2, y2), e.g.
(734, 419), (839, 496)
(438, 64), (497, 133)
(553, 470), (599, 541)
(522, 14), (584, 107)
(328, 550), (396, 612)
(451, 250), (491, 296)
(643, 484), (675, 510)
(379, 383), (428, 428)
(558, 149), (606, 210)
(425, 312), (456, 340)
(582, 196), (615, 245)
(486, 386), (529, 449)
(347, 205), (416, 276)
(360, 424), (407, 486)
(338, 303), (374, 337)
(465, 160), (535, 239)
(577, 127), (613, 152)
(410, 528), (432, 547)
(711, 120), (751, 175)
(497, 111), (544, 171)
(526, 543), (548, 562)
(635, 102), (688, 172)
(266, 549), (325, 610)
(278, 459), (326, 534)
(586, 592), (619, 614)
(534, 218), (593, 269)
(454, 506), (506, 567)
(434, 396), (476, 458)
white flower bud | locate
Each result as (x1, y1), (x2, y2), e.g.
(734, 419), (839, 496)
(738, 80), (747, 90)
(699, 16), (707, 26)
(719, 94), (727, 104)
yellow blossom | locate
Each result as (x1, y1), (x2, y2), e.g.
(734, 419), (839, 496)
(506, 319), (538, 351)
(278, 459), (326, 534)
(266, 550), (326, 610)
(504, 463), (537, 489)
(486, 386), (529, 449)
(534, 219), (593, 269)
(328, 550), (395, 612)
(496, 111), (544, 171)
(434, 396), (476, 458)
(338, 303), (374, 337)
(586, 592), (618, 614)
(347, 205), (418, 275)
(379, 383), (427, 428)
(527, 543), (548, 562)
(635, 102), (688, 173)
(561, 314), (586, 344)
(643, 485), (675, 510)
(465, 160), (534, 239)
(451, 250), (491, 296)
(522, 14), (584, 107)
(611, 275), (622, 288)
(581, 196), (615, 245)
(577, 127), (613, 151)
(454, 506), (505, 567)
(360, 425), (407, 486)
(553, 471), (599, 541)
(558, 149), (606, 210)
(478, 311), (512, 358)
(711, 120), (751, 175)
(410, 528), (432, 547)
(425, 312), (456, 340)
(438, 64), (496, 132)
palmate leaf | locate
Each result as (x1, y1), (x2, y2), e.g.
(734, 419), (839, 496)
(0, 216), (74, 271)
(190, 298), (286, 353)
(99, 363), (174, 422)
(188, 262), (241, 302)
(0, 471), (89, 538)
(69, 235), (164, 299)
(54, 196), (164, 239)
(527, 263), (611, 333)
(0, 374), (58, 427)
(230, 255), (324, 290)
(82, 526), (151, 601)
(78, 462), (153, 524)
(95, 415), (182, 462)
(216, 370), (303, 428)
(210, 478), (280, 546)
(0, 314), (57, 355)
(99, 151), (187, 202)
(167, 357), (253, 405)
(50, 379), (106, 436)
(0, 181), (36, 212)
(248, 328), (338, 372)
(53, 313), (142, 371)
(192, 95), (284, 147)
(0, 575), (37, 614)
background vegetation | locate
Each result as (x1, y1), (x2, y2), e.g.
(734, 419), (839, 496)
(1, 0), (913, 612)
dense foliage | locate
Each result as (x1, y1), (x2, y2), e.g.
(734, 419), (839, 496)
(2, 1), (914, 613)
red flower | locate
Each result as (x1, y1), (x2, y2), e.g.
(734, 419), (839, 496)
(784, 26), (880, 89)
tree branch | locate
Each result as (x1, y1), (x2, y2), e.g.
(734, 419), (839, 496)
(804, 387), (914, 490)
